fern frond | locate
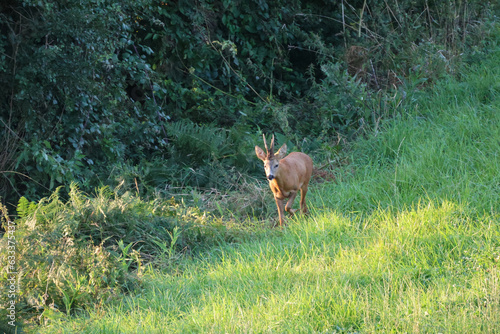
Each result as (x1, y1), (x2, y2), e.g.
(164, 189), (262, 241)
(166, 120), (231, 160)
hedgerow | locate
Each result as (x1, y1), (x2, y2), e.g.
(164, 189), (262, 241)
(1, 0), (496, 202)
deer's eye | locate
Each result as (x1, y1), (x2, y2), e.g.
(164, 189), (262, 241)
(274, 164), (279, 168)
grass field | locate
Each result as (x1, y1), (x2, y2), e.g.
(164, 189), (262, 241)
(38, 48), (499, 333)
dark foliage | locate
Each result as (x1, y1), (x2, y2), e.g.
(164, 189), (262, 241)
(0, 0), (496, 204)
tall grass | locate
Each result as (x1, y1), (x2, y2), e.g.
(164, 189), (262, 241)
(34, 44), (500, 333)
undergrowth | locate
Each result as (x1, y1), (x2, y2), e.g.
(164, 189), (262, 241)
(0, 183), (267, 327)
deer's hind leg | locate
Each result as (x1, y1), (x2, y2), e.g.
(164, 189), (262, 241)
(285, 191), (298, 215)
(299, 184), (309, 215)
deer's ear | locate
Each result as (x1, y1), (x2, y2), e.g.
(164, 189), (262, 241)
(255, 146), (267, 161)
(275, 143), (287, 159)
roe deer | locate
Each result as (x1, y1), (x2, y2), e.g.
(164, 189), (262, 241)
(255, 135), (313, 226)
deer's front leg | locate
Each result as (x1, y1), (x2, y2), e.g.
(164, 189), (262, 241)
(275, 196), (285, 226)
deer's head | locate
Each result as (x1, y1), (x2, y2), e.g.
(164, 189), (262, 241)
(255, 134), (287, 181)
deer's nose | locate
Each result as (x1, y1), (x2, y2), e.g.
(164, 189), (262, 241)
(267, 174), (274, 181)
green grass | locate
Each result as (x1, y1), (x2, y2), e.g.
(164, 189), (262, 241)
(37, 49), (499, 333)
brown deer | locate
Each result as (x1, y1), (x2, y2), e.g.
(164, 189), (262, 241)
(255, 135), (313, 226)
